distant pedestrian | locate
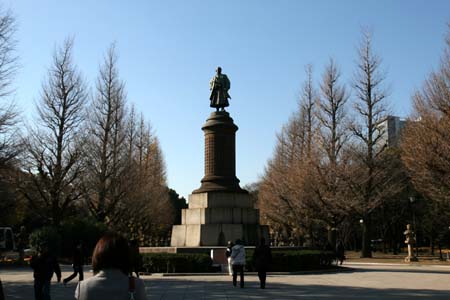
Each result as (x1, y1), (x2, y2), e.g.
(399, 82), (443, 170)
(231, 239), (246, 288)
(129, 239), (141, 278)
(63, 240), (84, 285)
(225, 241), (234, 276)
(253, 238), (272, 289)
(75, 233), (147, 300)
(30, 243), (62, 300)
(336, 240), (345, 265)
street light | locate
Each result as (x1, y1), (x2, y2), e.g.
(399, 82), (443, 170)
(359, 219), (364, 255)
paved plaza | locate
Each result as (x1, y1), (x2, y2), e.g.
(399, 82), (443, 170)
(1, 263), (450, 299)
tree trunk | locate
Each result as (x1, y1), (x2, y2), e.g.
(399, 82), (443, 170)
(328, 227), (337, 250)
(430, 237), (435, 256)
(361, 221), (372, 258)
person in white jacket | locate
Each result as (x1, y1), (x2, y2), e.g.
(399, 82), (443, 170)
(230, 239), (246, 288)
(74, 233), (147, 300)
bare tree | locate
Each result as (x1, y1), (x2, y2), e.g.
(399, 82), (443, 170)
(115, 113), (173, 244)
(84, 44), (128, 223)
(0, 6), (20, 166)
(348, 30), (391, 257)
(259, 67), (320, 246)
(21, 38), (87, 226)
(313, 59), (349, 245)
(402, 26), (450, 205)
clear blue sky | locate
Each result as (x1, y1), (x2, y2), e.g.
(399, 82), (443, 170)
(6, 0), (450, 199)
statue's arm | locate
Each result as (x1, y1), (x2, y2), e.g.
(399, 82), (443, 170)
(224, 75), (230, 90)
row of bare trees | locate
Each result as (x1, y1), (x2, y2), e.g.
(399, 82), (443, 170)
(17, 38), (174, 243)
(401, 26), (450, 255)
(258, 28), (450, 257)
(0, 6), (175, 245)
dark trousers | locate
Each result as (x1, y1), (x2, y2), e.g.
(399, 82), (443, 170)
(258, 271), (267, 288)
(63, 265), (83, 283)
(0, 279), (5, 300)
(34, 280), (51, 300)
(232, 264), (244, 288)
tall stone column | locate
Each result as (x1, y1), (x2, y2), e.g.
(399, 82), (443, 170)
(193, 111), (246, 194)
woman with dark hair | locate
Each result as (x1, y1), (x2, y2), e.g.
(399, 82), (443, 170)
(74, 233), (147, 300)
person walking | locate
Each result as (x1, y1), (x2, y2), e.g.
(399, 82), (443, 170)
(336, 240), (345, 265)
(129, 239), (141, 278)
(225, 241), (234, 276)
(74, 233), (147, 300)
(230, 239), (246, 288)
(253, 237), (272, 289)
(30, 243), (62, 300)
(0, 278), (5, 300)
(63, 241), (84, 285)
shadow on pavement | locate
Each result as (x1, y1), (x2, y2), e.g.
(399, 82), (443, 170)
(345, 266), (450, 275)
(2, 268), (450, 299)
(146, 277), (450, 300)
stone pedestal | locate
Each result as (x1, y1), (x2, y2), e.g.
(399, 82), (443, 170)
(171, 192), (268, 246)
(171, 111), (269, 246)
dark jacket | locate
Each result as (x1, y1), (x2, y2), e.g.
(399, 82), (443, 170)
(30, 253), (61, 281)
(253, 245), (272, 271)
(72, 245), (84, 266)
(0, 279), (5, 300)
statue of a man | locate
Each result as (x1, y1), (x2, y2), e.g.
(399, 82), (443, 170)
(209, 67), (231, 111)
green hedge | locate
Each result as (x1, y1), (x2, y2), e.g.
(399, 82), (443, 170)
(141, 250), (333, 273)
(141, 253), (212, 273)
(245, 250), (335, 272)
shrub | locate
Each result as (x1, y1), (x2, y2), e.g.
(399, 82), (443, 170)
(245, 249), (335, 272)
(60, 218), (107, 259)
(29, 226), (61, 256)
(141, 253), (212, 273)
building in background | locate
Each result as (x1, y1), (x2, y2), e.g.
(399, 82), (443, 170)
(377, 115), (407, 148)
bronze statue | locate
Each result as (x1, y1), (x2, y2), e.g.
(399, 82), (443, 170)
(209, 67), (231, 111)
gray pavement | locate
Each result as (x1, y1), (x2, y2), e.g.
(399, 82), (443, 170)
(1, 263), (450, 299)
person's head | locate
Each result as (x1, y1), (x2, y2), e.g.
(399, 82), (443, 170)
(227, 240), (233, 247)
(235, 239), (242, 245)
(92, 232), (130, 275)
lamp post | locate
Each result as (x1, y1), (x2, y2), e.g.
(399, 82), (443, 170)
(360, 219), (364, 256)
(409, 196), (418, 257)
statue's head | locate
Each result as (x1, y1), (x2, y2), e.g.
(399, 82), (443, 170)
(407, 224), (411, 230)
(216, 67), (222, 74)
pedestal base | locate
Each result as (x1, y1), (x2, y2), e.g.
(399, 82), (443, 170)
(170, 192), (269, 246)
(171, 223), (269, 247)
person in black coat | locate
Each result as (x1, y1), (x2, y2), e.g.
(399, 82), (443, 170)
(336, 240), (345, 265)
(253, 237), (272, 289)
(63, 241), (84, 285)
(0, 278), (5, 300)
(30, 244), (61, 300)
(129, 239), (142, 278)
